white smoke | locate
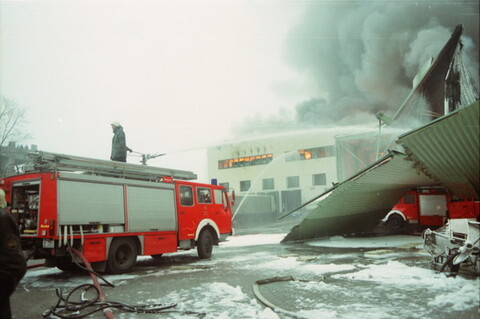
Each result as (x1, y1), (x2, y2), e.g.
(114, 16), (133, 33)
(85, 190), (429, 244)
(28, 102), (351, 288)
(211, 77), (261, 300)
(235, 1), (479, 136)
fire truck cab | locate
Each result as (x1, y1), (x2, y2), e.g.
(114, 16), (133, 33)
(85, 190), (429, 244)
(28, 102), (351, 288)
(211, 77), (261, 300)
(1, 152), (233, 274)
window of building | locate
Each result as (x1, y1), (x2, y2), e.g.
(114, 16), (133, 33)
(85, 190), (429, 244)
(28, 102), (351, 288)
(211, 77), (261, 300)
(286, 145), (335, 162)
(179, 185), (193, 206)
(287, 176), (300, 188)
(240, 180), (251, 192)
(263, 178), (274, 190)
(219, 182), (230, 191)
(285, 151), (300, 161)
(312, 173), (326, 186)
(197, 187), (212, 204)
(218, 154), (273, 169)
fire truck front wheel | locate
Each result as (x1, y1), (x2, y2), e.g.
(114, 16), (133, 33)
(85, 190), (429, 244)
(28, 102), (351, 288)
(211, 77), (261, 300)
(197, 229), (213, 259)
(386, 214), (405, 231)
(106, 237), (138, 274)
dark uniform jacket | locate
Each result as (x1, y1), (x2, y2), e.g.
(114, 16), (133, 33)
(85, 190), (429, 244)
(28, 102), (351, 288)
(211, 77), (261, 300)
(111, 126), (127, 162)
(0, 207), (26, 318)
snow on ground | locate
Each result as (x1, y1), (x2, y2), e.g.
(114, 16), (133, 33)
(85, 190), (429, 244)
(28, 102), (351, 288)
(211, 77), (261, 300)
(333, 260), (452, 286)
(308, 235), (423, 248)
(332, 260), (480, 314)
(24, 267), (60, 279)
(428, 284), (480, 311)
(143, 282), (280, 319)
(216, 234), (479, 318)
(204, 234), (478, 318)
(243, 254), (357, 275)
(20, 233), (479, 319)
(220, 233), (285, 247)
(23, 265), (144, 289)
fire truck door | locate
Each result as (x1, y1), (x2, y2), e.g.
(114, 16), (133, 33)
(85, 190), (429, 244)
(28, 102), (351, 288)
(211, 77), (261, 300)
(213, 189), (231, 234)
(401, 192), (419, 222)
(177, 185), (198, 240)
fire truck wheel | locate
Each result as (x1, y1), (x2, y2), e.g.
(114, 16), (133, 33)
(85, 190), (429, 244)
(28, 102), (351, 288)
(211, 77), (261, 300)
(197, 229), (213, 259)
(106, 238), (137, 274)
(386, 214), (405, 231)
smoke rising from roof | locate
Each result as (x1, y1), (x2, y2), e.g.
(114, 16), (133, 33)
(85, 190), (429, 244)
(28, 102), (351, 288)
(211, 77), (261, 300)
(234, 1), (479, 137)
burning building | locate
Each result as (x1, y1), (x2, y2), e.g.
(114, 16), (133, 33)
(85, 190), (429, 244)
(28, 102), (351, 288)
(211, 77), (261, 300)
(207, 127), (349, 226)
(208, 23), (479, 234)
(282, 25), (479, 241)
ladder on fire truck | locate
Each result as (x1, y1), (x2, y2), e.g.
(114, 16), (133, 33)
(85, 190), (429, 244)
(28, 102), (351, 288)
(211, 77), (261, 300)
(23, 151), (197, 181)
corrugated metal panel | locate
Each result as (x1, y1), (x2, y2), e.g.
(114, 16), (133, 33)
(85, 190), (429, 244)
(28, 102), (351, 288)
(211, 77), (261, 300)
(397, 101), (479, 199)
(283, 151), (436, 242)
(392, 25), (463, 124)
(392, 25), (479, 125)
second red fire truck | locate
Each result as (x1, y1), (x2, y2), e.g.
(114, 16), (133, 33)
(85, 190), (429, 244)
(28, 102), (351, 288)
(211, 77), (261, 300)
(1, 152), (233, 274)
(382, 187), (479, 231)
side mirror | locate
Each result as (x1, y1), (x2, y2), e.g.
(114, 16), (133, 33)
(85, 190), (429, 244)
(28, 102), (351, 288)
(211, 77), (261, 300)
(231, 190), (236, 206)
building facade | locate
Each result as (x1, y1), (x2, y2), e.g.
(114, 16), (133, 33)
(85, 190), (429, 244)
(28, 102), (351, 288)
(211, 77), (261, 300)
(207, 127), (389, 221)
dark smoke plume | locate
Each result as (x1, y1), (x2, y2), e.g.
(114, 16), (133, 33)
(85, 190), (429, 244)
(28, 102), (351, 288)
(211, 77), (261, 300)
(234, 0), (479, 136)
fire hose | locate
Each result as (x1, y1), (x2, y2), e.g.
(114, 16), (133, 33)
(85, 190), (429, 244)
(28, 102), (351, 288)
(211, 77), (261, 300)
(42, 245), (205, 318)
(253, 276), (316, 319)
(70, 247), (115, 319)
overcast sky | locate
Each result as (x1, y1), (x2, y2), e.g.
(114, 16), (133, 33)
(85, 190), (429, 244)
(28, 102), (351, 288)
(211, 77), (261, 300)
(1, 0), (478, 182)
(0, 0), (309, 180)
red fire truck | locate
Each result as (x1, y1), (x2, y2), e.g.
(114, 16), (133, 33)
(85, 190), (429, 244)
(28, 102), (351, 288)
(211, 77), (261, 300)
(0, 152), (233, 274)
(382, 187), (479, 231)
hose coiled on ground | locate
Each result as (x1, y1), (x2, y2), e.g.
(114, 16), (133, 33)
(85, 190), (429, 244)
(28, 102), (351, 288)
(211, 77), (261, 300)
(42, 284), (178, 318)
(42, 244), (205, 318)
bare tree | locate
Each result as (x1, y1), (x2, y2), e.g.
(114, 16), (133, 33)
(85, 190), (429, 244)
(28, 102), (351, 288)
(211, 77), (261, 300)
(0, 96), (29, 148)
(0, 96), (30, 176)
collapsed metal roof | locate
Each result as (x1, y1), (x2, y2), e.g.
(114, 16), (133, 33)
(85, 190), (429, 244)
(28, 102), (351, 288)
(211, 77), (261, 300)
(282, 151), (436, 242)
(393, 25), (479, 125)
(397, 101), (479, 199)
(282, 25), (479, 242)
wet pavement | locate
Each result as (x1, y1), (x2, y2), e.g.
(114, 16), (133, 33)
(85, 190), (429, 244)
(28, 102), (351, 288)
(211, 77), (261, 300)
(10, 229), (480, 319)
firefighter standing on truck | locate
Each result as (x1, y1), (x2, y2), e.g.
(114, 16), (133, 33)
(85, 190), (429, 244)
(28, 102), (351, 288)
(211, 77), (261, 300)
(0, 189), (26, 319)
(110, 121), (131, 162)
